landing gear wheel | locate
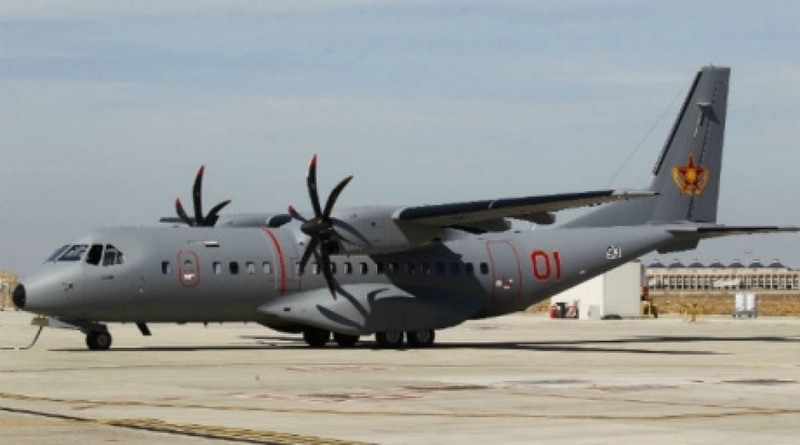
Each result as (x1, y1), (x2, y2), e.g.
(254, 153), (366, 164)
(406, 329), (435, 348)
(375, 331), (404, 348)
(303, 328), (330, 347)
(333, 333), (359, 347)
(86, 331), (112, 350)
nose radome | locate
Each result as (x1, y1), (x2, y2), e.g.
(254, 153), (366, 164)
(12, 284), (26, 309)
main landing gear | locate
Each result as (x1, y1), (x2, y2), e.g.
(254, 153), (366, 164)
(301, 328), (435, 348)
(85, 331), (112, 350)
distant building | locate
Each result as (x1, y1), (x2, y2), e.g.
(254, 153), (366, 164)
(646, 259), (800, 292)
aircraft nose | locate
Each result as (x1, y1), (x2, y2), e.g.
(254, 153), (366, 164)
(12, 283), (26, 310)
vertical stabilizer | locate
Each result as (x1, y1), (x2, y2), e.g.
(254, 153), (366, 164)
(564, 66), (729, 227)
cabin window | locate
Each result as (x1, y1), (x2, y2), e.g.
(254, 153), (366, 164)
(435, 262), (446, 276)
(421, 263), (431, 275)
(263, 261), (272, 274)
(212, 261), (222, 275)
(85, 244), (104, 266)
(294, 262), (301, 276)
(359, 262), (369, 275)
(161, 261), (171, 274)
(450, 262), (460, 275)
(312, 262), (320, 275)
(330, 262), (337, 275)
(246, 261), (256, 275)
(343, 262), (353, 275)
(375, 262), (385, 275)
(388, 262), (399, 275)
(465, 262), (475, 275)
(479, 262), (489, 275)
(405, 262), (416, 275)
(229, 261), (240, 275)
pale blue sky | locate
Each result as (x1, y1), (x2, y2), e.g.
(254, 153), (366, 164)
(2, 1), (799, 274)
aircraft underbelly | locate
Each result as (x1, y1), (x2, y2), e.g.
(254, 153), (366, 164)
(258, 283), (484, 335)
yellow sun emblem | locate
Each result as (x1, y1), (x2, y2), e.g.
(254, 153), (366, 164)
(672, 153), (709, 196)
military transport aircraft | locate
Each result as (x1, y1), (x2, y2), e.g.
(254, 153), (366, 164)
(11, 66), (796, 350)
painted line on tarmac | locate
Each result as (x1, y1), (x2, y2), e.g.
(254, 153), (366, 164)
(0, 405), (368, 445)
(2, 391), (799, 422)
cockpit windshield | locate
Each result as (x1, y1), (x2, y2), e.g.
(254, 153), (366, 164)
(47, 243), (125, 266)
(46, 245), (70, 262)
(56, 245), (89, 262)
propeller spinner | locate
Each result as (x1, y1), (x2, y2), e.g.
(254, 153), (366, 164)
(175, 166), (232, 227)
(288, 155), (353, 298)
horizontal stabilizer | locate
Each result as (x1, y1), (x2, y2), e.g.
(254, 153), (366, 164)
(669, 225), (800, 239)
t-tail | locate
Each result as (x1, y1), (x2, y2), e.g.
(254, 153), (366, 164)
(564, 65), (730, 228)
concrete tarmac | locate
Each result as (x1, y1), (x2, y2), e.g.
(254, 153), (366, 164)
(1, 309), (799, 444)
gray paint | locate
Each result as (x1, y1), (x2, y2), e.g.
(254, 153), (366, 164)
(12, 66), (797, 348)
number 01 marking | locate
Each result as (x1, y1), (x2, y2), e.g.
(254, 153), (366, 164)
(531, 250), (562, 281)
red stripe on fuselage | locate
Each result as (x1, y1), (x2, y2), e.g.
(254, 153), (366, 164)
(263, 229), (287, 296)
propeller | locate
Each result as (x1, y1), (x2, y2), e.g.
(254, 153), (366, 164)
(288, 155), (353, 298)
(175, 166), (231, 227)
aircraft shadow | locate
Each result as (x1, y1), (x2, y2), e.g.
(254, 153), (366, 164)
(50, 334), (799, 354)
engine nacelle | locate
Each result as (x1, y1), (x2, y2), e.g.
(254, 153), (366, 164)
(218, 213), (292, 228)
(331, 206), (444, 255)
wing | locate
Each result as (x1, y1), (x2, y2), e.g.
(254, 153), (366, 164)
(394, 189), (656, 231)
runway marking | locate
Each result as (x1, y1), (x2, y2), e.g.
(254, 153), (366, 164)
(0, 419), (71, 428)
(0, 405), (368, 445)
(2, 390), (799, 421)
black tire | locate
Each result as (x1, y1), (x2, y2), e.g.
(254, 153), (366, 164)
(406, 330), (435, 348)
(375, 331), (404, 348)
(86, 331), (112, 350)
(333, 332), (359, 347)
(303, 328), (330, 347)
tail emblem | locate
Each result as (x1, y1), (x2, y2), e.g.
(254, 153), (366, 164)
(672, 153), (709, 196)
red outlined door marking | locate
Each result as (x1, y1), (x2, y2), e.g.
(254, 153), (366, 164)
(263, 229), (287, 296)
(262, 229), (300, 296)
(177, 250), (200, 288)
(486, 240), (522, 302)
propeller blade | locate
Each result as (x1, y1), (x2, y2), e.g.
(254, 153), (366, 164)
(192, 166), (206, 225)
(298, 237), (319, 274)
(322, 175), (353, 218)
(319, 241), (337, 299)
(287, 205), (307, 223)
(203, 200), (232, 227)
(175, 198), (194, 226)
(306, 155), (323, 217)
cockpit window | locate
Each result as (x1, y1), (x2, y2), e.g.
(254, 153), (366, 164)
(102, 244), (124, 266)
(58, 245), (88, 262)
(86, 244), (103, 265)
(46, 245), (70, 262)
(83, 244), (126, 267)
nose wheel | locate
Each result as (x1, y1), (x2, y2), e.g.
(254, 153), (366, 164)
(85, 331), (112, 350)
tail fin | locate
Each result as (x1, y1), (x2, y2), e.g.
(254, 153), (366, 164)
(564, 65), (730, 228)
